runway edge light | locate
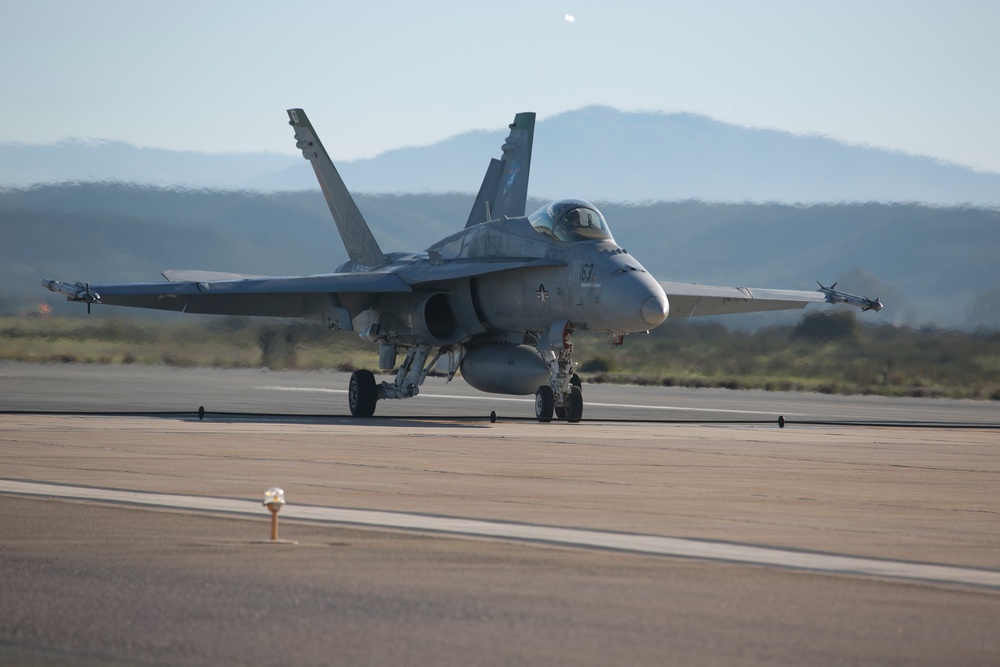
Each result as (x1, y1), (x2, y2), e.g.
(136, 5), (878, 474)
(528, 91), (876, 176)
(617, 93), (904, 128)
(261, 487), (297, 545)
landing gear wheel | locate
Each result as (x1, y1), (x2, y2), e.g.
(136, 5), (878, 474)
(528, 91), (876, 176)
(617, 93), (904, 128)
(349, 370), (378, 417)
(566, 385), (583, 423)
(534, 385), (554, 423)
(558, 373), (583, 419)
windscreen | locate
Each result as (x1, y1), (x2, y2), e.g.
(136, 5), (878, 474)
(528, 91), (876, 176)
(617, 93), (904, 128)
(528, 200), (614, 242)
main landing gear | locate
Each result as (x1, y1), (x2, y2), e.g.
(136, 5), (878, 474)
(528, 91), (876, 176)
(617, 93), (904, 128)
(348, 369), (378, 417)
(347, 344), (460, 417)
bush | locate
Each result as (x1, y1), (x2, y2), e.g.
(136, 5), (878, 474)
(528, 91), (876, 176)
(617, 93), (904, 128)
(258, 325), (299, 369)
(791, 311), (860, 342)
(579, 355), (615, 373)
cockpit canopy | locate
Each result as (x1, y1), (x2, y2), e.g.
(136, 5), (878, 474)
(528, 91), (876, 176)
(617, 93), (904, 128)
(529, 200), (614, 243)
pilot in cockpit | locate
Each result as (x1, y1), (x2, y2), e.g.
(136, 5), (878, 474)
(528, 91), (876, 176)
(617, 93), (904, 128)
(564, 208), (583, 231)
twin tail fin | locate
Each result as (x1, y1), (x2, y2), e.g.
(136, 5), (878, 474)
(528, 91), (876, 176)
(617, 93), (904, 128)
(465, 112), (536, 227)
(288, 108), (387, 269)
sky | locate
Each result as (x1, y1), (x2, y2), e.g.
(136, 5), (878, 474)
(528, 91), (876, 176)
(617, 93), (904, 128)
(2, 0), (999, 173)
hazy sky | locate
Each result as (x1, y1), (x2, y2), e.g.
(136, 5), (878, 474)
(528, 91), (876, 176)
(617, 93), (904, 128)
(2, 0), (998, 172)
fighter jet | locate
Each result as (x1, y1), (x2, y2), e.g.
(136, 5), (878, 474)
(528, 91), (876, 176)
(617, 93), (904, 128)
(44, 109), (882, 421)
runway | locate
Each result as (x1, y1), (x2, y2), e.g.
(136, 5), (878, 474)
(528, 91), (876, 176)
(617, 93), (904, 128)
(2, 362), (999, 665)
(3, 360), (998, 424)
(4, 478), (1000, 589)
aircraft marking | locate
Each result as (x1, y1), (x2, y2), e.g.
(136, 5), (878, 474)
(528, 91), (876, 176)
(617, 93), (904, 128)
(2, 479), (997, 589)
(502, 162), (520, 194)
(536, 284), (548, 304)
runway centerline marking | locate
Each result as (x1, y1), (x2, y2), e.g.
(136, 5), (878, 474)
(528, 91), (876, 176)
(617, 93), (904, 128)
(257, 385), (790, 416)
(3, 479), (998, 590)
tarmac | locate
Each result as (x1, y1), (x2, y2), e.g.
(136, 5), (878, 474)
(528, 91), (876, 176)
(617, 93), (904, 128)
(1, 363), (999, 665)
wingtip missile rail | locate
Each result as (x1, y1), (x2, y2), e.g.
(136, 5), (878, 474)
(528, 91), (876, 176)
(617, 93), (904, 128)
(43, 280), (101, 313)
(817, 281), (883, 313)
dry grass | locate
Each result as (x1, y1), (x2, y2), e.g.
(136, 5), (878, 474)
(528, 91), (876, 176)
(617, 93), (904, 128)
(3, 313), (998, 400)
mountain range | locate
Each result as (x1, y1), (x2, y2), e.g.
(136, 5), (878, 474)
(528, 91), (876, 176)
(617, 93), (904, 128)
(3, 106), (1000, 206)
(3, 184), (999, 330)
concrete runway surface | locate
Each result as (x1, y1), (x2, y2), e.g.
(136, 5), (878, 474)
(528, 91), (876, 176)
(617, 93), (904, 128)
(2, 363), (999, 665)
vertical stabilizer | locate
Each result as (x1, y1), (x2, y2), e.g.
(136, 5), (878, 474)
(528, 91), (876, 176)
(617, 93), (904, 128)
(465, 158), (503, 227)
(466, 112), (535, 224)
(287, 108), (387, 269)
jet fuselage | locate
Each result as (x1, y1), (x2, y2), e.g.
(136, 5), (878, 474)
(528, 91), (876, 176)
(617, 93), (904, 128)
(338, 207), (669, 347)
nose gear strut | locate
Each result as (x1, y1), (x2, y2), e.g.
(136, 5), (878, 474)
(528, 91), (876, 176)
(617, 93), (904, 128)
(533, 320), (583, 423)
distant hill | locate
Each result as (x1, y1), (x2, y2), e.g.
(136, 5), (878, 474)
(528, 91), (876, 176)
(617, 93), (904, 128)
(3, 183), (998, 330)
(2, 107), (1000, 205)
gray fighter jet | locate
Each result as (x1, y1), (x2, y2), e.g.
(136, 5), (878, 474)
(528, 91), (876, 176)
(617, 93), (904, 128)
(44, 109), (882, 421)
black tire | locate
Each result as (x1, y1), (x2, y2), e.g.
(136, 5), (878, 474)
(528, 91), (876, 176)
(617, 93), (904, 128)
(555, 376), (581, 419)
(349, 370), (378, 417)
(566, 385), (583, 423)
(534, 385), (554, 422)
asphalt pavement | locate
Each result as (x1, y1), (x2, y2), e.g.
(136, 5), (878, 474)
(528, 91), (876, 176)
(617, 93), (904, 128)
(1, 362), (999, 665)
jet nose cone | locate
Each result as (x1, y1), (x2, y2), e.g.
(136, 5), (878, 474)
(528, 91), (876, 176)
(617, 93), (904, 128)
(642, 294), (668, 326)
(600, 272), (669, 332)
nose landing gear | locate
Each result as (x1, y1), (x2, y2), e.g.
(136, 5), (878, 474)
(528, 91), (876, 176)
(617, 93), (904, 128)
(534, 320), (584, 423)
(535, 374), (582, 423)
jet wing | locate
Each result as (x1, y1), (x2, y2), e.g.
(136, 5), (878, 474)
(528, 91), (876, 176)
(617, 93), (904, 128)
(162, 270), (269, 282)
(660, 281), (873, 318)
(400, 257), (566, 284)
(43, 272), (412, 319)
